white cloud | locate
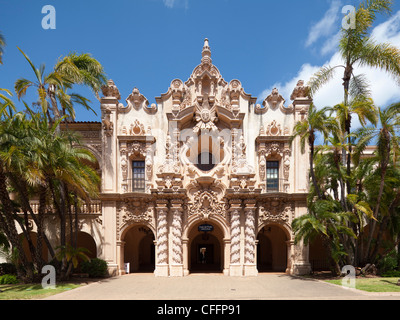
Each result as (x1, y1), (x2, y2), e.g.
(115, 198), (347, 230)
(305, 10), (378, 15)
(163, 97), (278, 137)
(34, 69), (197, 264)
(259, 10), (400, 128)
(163, 0), (188, 9)
(305, 0), (342, 48)
(163, 0), (176, 8)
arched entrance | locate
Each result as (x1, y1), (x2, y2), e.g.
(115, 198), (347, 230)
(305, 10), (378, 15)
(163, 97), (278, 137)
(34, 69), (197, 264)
(76, 232), (97, 259)
(188, 221), (224, 273)
(257, 224), (288, 272)
(123, 225), (155, 273)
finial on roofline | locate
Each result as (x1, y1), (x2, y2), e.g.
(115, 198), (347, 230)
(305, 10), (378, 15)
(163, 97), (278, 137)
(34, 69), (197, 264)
(201, 38), (212, 65)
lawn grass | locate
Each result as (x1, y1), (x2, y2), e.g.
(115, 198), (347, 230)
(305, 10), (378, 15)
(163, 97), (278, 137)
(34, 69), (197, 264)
(326, 277), (400, 292)
(0, 282), (82, 300)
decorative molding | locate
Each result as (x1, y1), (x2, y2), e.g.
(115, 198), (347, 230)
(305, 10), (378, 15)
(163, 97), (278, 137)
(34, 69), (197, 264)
(290, 80), (310, 101)
(156, 202), (168, 265)
(117, 200), (154, 239)
(258, 199), (294, 224)
(101, 79), (121, 100)
(187, 190), (225, 220)
(263, 88), (285, 110)
(102, 108), (114, 137)
(194, 95), (218, 133)
(126, 87), (149, 110)
(229, 200), (242, 265)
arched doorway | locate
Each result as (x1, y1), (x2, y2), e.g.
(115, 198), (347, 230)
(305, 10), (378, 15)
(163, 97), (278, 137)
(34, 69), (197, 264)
(123, 225), (155, 273)
(257, 224), (288, 272)
(188, 221), (224, 273)
(76, 232), (97, 259)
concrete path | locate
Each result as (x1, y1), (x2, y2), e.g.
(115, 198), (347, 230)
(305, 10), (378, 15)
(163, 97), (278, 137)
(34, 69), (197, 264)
(43, 273), (400, 300)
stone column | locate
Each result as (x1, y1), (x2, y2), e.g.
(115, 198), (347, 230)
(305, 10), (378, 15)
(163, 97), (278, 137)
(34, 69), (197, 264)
(286, 240), (294, 274)
(154, 200), (169, 277)
(182, 237), (189, 276)
(223, 238), (231, 276)
(292, 240), (312, 275)
(116, 241), (126, 275)
(229, 199), (242, 276)
(170, 200), (184, 277)
(244, 200), (258, 276)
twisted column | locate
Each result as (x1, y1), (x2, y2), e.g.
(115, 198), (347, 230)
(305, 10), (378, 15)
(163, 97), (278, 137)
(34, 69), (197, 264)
(244, 201), (257, 265)
(171, 208), (183, 264)
(156, 208), (168, 264)
(155, 200), (169, 276)
(244, 200), (258, 276)
(229, 200), (242, 265)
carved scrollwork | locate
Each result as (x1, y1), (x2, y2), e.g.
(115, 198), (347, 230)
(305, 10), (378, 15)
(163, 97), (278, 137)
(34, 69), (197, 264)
(187, 190), (225, 220)
(258, 200), (294, 224)
(117, 201), (154, 239)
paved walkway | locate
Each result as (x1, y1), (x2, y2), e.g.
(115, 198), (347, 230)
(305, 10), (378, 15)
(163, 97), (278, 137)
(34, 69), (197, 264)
(43, 273), (400, 300)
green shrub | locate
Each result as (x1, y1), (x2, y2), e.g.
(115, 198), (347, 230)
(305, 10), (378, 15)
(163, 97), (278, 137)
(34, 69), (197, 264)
(80, 258), (108, 278)
(378, 253), (399, 275)
(381, 270), (400, 277)
(0, 274), (19, 284)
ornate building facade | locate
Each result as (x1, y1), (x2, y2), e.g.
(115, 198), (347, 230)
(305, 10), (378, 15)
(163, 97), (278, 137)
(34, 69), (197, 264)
(67, 39), (315, 277)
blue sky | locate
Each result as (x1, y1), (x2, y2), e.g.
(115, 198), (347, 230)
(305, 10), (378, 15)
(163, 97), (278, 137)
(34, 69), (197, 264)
(1, 0), (400, 122)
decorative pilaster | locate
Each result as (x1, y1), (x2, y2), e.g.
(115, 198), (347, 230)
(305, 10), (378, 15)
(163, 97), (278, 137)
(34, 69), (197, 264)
(229, 199), (242, 276)
(291, 240), (312, 276)
(244, 200), (258, 276)
(170, 200), (184, 277)
(116, 241), (126, 275)
(155, 200), (169, 277)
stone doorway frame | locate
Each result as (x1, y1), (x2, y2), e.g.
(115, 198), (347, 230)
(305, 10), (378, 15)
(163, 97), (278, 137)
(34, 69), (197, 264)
(182, 216), (230, 276)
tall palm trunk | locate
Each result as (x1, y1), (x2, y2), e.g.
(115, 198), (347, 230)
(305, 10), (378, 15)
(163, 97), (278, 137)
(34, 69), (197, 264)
(365, 129), (391, 262)
(0, 167), (33, 282)
(309, 132), (323, 200)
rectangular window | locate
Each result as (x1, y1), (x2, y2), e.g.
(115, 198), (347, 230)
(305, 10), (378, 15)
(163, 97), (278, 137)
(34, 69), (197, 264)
(132, 161), (146, 192)
(266, 161), (279, 191)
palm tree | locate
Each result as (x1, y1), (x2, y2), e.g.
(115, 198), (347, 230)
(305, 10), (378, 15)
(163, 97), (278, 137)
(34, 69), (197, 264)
(0, 31), (5, 65)
(292, 198), (356, 275)
(0, 33), (15, 118)
(309, 0), (399, 104)
(14, 47), (106, 122)
(55, 244), (91, 279)
(354, 102), (400, 263)
(308, 0), (398, 192)
(290, 104), (337, 199)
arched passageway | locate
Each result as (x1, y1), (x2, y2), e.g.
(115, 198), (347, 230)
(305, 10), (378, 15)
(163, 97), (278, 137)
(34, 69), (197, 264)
(257, 224), (288, 272)
(188, 221), (224, 273)
(123, 225), (155, 273)
(76, 231), (97, 259)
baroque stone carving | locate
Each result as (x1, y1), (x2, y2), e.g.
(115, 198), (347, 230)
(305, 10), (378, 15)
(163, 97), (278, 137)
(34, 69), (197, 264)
(101, 79), (121, 100)
(244, 204), (256, 265)
(102, 108), (113, 137)
(157, 134), (181, 175)
(263, 88), (285, 110)
(290, 80), (310, 100)
(229, 205), (241, 264)
(265, 120), (282, 136)
(187, 190), (225, 220)
(258, 142), (291, 189)
(171, 208), (183, 264)
(120, 141), (154, 192)
(156, 205), (168, 265)
(193, 95), (218, 133)
(258, 200), (294, 224)
(232, 134), (254, 174)
(117, 200), (154, 237)
(126, 87), (149, 109)
(123, 119), (146, 136)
